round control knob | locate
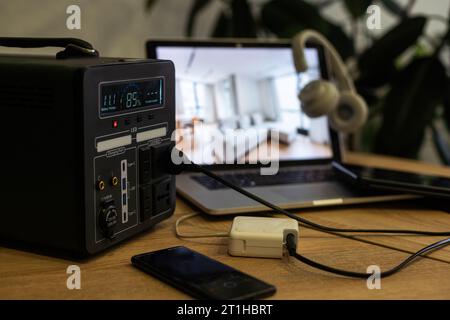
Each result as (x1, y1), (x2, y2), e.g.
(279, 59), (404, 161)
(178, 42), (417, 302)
(99, 202), (118, 239)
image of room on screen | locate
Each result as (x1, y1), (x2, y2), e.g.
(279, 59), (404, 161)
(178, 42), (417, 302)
(158, 46), (332, 165)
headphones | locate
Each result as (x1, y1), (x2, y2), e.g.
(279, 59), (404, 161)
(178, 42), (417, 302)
(292, 30), (368, 133)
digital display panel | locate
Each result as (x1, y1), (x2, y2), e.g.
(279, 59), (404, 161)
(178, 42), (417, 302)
(100, 78), (163, 116)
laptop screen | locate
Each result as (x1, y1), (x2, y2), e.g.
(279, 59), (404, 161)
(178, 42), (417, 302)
(154, 43), (332, 165)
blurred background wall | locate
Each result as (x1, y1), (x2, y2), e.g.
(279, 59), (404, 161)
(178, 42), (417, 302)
(0, 0), (448, 57)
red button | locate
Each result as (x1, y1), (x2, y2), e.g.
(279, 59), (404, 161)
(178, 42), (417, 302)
(112, 120), (119, 128)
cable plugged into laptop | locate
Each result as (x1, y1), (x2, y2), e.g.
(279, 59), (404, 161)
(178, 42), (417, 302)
(168, 149), (450, 279)
(168, 150), (450, 237)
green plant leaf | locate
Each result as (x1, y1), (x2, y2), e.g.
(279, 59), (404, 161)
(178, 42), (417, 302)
(145, 0), (159, 11)
(379, 0), (406, 17)
(357, 16), (427, 88)
(444, 78), (450, 132)
(230, 0), (257, 37)
(262, 0), (328, 35)
(343, 0), (373, 19)
(355, 64), (397, 93)
(359, 114), (382, 152)
(210, 0), (257, 38)
(186, 0), (213, 37)
(325, 21), (355, 60)
(260, 3), (300, 37)
(432, 125), (450, 165)
(374, 57), (447, 158)
(261, 0), (318, 37)
(261, 0), (353, 58)
(318, 0), (338, 9)
(212, 11), (233, 37)
(354, 84), (380, 107)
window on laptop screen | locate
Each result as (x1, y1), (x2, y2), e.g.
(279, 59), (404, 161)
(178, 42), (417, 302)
(156, 45), (332, 165)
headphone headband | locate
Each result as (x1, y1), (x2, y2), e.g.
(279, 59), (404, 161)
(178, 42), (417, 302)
(291, 30), (355, 92)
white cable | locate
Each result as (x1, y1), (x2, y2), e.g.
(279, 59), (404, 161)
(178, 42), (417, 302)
(175, 212), (230, 239)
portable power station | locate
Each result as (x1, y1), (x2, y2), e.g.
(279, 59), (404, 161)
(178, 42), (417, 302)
(0, 38), (176, 257)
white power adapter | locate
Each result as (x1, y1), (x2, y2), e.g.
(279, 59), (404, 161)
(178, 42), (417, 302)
(228, 216), (299, 258)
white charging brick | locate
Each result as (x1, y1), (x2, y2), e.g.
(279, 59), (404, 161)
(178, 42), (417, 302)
(228, 216), (299, 258)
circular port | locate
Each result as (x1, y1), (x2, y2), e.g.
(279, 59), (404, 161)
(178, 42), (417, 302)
(111, 176), (119, 187)
(97, 180), (106, 191)
(99, 202), (118, 239)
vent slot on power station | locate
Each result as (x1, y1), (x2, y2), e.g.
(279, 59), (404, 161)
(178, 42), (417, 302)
(0, 84), (54, 109)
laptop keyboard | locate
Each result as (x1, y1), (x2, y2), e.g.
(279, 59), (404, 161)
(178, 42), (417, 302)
(191, 168), (335, 190)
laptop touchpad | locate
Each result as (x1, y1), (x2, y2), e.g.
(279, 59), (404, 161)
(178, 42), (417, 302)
(272, 182), (356, 201)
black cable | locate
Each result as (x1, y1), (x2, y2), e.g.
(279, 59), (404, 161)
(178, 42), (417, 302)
(183, 160), (450, 236)
(285, 233), (450, 278)
(169, 152), (450, 278)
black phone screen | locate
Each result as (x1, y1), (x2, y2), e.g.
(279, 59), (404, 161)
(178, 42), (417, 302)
(131, 246), (276, 300)
(333, 161), (450, 199)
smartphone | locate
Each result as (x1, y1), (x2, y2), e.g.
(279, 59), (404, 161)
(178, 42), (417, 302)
(333, 161), (450, 199)
(131, 246), (276, 300)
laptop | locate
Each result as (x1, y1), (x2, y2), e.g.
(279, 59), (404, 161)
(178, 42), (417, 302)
(147, 39), (413, 215)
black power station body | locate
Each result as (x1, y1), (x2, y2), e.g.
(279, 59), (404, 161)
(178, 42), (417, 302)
(0, 53), (176, 257)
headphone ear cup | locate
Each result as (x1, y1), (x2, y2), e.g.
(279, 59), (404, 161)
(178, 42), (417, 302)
(328, 92), (368, 133)
(299, 80), (339, 118)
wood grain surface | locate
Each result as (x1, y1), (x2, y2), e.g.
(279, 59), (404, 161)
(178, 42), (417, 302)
(1, 154), (449, 299)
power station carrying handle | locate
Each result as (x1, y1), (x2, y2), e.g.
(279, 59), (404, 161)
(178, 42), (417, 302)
(0, 37), (99, 58)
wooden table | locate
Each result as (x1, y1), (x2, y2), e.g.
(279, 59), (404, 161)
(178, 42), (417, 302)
(1, 153), (450, 299)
